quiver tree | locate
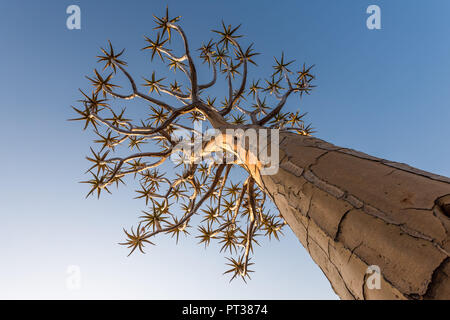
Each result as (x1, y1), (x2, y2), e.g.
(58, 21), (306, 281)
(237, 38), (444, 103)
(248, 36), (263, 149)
(72, 9), (450, 299)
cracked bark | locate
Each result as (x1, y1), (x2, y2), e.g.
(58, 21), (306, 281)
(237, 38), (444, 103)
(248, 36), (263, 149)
(250, 132), (450, 300)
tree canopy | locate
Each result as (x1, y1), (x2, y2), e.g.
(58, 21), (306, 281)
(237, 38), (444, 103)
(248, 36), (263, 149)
(71, 7), (316, 282)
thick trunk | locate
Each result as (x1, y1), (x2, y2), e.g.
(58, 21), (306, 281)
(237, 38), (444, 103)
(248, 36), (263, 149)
(251, 132), (450, 300)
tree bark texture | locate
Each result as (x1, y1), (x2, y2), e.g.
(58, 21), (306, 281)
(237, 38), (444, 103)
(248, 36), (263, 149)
(252, 132), (450, 300)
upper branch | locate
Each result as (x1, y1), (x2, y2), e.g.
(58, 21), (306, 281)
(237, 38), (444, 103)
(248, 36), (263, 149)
(257, 88), (294, 125)
(169, 24), (199, 99)
(108, 64), (176, 112)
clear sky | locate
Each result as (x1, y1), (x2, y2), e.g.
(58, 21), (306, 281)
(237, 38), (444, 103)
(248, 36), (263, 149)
(1, 0), (449, 299)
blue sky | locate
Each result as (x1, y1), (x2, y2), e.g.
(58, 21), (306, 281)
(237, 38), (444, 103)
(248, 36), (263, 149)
(0, 0), (449, 299)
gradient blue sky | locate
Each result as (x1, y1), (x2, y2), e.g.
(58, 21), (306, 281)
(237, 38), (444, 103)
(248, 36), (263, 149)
(1, 0), (449, 299)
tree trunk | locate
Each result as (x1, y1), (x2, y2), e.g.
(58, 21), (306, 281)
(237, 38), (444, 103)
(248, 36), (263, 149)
(251, 132), (450, 300)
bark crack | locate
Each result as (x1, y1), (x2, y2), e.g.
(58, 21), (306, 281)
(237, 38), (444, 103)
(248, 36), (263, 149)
(347, 241), (363, 264)
(334, 209), (352, 241)
(423, 257), (449, 299)
(305, 236), (356, 299)
(302, 166), (450, 256)
(297, 134), (450, 184)
(308, 150), (330, 170)
(361, 273), (368, 300)
(436, 194), (450, 218)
